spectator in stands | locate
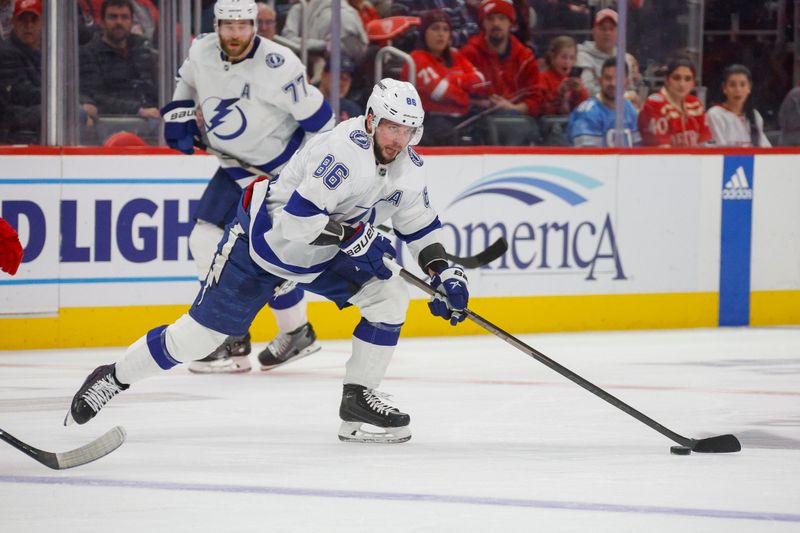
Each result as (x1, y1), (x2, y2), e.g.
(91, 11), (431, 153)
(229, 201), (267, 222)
(349, 0), (380, 28)
(638, 57), (712, 147)
(392, 0), (479, 49)
(317, 54), (362, 121)
(778, 86), (800, 146)
(256, 2), (277, 40)
(532, 35), (587, 116)
(90, 0), (159, 43)
(460, 0), (540, 143)
(707, 65), (771, 148)
(281, 0), (369, 62)
(0, 0), (42, 144)
(575, 8), (642, 107)
(79, 0), (159, 134)
(0, 0), (14, 41)
(567, 57), (640, 147)
(403, 9), (487, 145)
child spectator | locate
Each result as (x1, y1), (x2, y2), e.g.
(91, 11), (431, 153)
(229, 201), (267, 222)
(404, 9), (488, 145)
(638, 57), (712, 147)
(532, 35), (588, 116)
(707, 64), (771, 147)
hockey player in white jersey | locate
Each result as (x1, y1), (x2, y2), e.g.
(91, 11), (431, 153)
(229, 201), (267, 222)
(161, 0), (333, 373)
(66, 79), (469, 443)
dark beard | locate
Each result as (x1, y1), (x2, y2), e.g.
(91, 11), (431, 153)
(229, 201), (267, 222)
(488, 33), (506, 49)
(373, 141), (397, 165)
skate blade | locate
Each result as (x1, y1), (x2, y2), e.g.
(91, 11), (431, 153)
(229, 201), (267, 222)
(187, 356), (252, 374)
(337, 421), (411, 444)
(63, 410), (75, 427)
(259, 342), (322, 371)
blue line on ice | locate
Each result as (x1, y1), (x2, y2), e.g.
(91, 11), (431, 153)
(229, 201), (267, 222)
(2, 475), (798, 523)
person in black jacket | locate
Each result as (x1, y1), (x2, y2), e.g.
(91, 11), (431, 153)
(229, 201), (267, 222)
(0, 0), (43, 144)
(79, 0), (159, 128)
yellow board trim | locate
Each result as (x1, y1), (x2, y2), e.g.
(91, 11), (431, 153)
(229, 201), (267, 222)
(750, 290), (800, 326)
(0, 291), (756, 350)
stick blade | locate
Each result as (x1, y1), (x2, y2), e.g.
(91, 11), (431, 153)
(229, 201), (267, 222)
(54, 426), (127, 469)
(690, 434), (741, 453)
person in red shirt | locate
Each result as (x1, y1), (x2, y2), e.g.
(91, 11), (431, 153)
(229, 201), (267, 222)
(460, 0), (540, 117)
(404, 9), (488, 145)
(532, 35), (588, 116)
(638, 57), (712, 147)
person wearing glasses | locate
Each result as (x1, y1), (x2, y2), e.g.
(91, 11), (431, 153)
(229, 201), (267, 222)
(638, 57), (712, 147)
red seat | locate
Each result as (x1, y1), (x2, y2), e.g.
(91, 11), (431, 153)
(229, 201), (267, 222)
(366, 16), (421, 42)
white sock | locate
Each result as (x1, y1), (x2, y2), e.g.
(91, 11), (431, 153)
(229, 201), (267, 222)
(344, 336), (395, 390)
(114, 335), (165, 385)
(272, 297), (308, 333)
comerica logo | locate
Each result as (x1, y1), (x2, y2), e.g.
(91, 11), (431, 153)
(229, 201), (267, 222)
(722, 166), (753, 200)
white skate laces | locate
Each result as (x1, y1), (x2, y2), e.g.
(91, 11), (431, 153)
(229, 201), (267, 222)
(362, 389), (400, 415)
(83, 375), (125, 414)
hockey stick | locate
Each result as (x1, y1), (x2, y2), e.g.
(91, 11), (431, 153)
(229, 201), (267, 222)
(376, 224), (507, 269)
(442, 237), (507, 269)
(0, 426), (126, 470)
(386, 260), (741, 453)
(192, 140), (509, 269)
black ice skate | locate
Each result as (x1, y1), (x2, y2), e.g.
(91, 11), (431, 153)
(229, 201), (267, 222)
(257, 323), (321, 371)
(188, 332), (252, 374)
(64, 364), (129, 426)
(338, 384), (411, 444)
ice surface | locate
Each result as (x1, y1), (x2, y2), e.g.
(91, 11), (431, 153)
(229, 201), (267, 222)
(1, 327), (799, 532)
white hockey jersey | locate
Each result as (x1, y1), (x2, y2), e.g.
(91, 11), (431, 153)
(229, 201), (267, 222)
(244, 117), (443, 283)
(173, 34), (334, 184)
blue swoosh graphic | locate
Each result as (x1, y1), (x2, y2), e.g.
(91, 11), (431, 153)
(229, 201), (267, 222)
(477, 165), (603, 190)
(449, 177), (585, 207)
(453, 187), (543, 206)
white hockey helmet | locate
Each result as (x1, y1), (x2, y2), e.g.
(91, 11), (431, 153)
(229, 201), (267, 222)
(366, 78), (425, 146)
(214, 0), (257, 26)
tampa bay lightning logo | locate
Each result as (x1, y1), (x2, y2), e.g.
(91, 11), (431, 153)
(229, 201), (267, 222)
(203, 96), (247, 141)
(349, 130), (370, 149)
(408, 147), (423, 167)
(265, 53), (285, 68)
(447, 166), (602, 208)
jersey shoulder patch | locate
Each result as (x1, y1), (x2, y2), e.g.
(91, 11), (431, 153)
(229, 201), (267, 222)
(408, 146), (423, 167)
(265, 52), (285, 68)
(349, 130), (370, 150)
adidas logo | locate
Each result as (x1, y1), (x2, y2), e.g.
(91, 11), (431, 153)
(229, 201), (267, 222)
(722, 166), (753, 200)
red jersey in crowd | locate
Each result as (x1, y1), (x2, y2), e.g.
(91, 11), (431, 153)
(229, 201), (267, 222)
(404, 49), (488, 116)
(638, 88), (712, 147)
(531, 68), (588, 116)
(460, 33), (540, 115)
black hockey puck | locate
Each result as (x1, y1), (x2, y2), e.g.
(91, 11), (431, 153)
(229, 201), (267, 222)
(670, 445), (692, 455)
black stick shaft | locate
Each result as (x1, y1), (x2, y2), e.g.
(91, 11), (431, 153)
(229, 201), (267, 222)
(395, 267), (693, 447)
